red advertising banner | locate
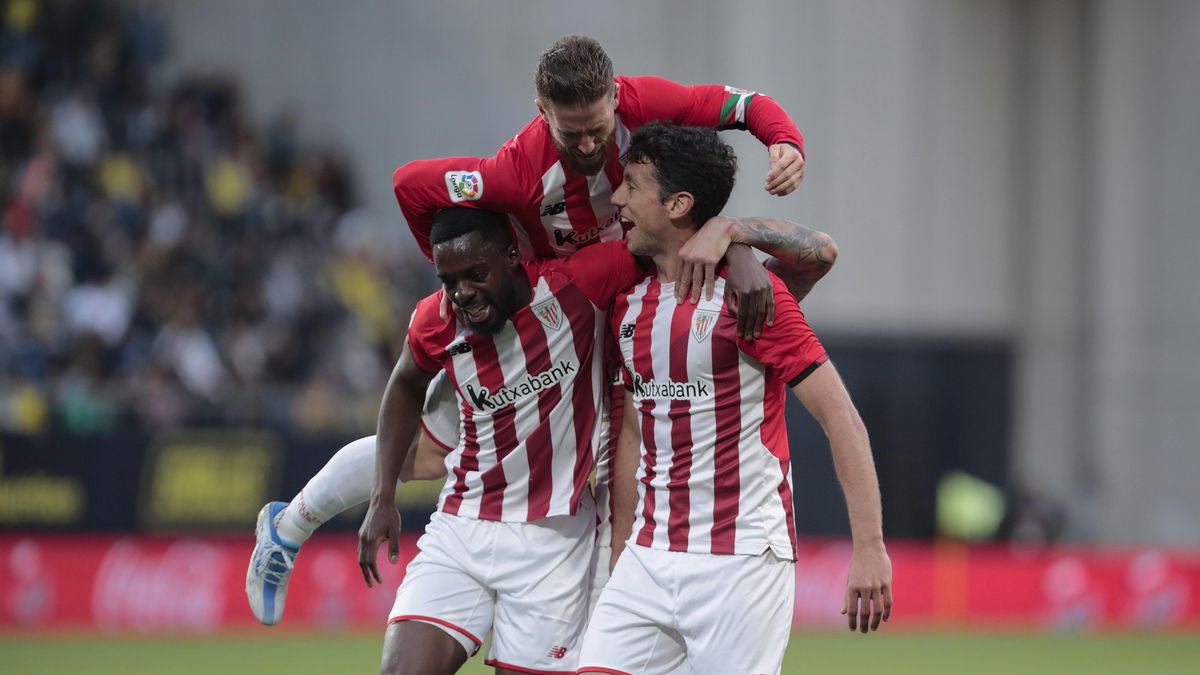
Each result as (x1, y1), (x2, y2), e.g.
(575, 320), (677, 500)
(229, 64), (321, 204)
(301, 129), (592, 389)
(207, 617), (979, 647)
(2, 534), (1198, 632)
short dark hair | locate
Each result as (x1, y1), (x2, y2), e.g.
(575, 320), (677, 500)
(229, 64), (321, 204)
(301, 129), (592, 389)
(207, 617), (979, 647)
(430, 208), (511, 248)
(534, 35), (614, 108)
(621, 122), (738, 227)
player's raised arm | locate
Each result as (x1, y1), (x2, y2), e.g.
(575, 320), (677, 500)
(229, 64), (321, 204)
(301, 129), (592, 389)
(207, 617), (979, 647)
(792, 362), (892, 633)
(393, 146), (532, 260)
(619, 75), (806, 196)
(358, 331), (438, 588)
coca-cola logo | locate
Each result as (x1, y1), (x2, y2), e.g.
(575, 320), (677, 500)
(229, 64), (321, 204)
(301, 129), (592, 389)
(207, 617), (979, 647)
(92, 539), (228, 630)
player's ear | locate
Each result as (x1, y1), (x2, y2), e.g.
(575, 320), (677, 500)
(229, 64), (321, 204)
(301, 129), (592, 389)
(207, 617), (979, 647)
(535, 98), (549, 121)
(666, 191), (694, 221)
(611, 81), (620, 108)
(507, 245), (520, 268)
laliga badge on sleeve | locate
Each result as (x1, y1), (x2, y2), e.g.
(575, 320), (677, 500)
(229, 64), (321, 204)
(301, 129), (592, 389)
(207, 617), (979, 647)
(445, 170), (484, 203)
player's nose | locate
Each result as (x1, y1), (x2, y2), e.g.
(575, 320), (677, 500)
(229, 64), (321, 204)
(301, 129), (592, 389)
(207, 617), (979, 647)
(577, 136), (595, 154)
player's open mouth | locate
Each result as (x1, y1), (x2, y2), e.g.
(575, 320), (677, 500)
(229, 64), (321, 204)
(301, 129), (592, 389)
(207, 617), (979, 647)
(618, 215), (634, 227)
(462, 303), (493, 324)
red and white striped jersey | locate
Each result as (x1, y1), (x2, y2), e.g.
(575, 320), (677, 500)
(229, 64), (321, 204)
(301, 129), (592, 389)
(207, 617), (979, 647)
(394, 75), (805, 262)
(406, 242), (643, 522)
(611, 272), (827, 560)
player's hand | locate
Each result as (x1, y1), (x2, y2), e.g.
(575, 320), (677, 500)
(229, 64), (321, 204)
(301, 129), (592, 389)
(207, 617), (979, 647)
(723, 244), (774, 341)
(358, 497), (402, 588)
(676, 216), (736, 303)
(765, 143), (804, 196)
(842, 541), (893, 633)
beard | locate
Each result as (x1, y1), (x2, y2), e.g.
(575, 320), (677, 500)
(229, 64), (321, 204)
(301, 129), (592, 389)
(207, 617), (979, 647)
(553, 138), (612, 176)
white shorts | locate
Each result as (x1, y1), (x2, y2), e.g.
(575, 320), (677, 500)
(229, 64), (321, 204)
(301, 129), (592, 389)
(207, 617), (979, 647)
(588, 544), (612, 618)
(578, 544), (795, 675)
(420, 369), (459, 449)
(389, 495), (596, 673)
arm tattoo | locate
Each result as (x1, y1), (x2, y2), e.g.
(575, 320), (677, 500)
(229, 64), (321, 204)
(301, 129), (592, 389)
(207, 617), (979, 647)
(734, 217), (838, 301)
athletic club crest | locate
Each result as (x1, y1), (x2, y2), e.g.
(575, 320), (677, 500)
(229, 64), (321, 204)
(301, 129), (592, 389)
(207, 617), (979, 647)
(691, 310), (719, 342)
(532, 298), (563, 331)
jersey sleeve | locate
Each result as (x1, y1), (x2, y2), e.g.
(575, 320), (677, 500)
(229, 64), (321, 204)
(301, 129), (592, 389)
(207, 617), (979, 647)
(617, 75), (805, 155)
(557, 241), (645, 308)
(405, 290), (455, 374)
(739, 274), (827, 386)
(393, 136), (535, 260)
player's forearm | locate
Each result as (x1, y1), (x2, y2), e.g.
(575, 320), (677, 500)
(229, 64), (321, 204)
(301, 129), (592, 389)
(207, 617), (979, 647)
(610, 401), (641, 554)
(743, 93), (805, 153)
(372, 364), (428, 504)
(729, 217), (838, 302)
(827, 416), (884, 546)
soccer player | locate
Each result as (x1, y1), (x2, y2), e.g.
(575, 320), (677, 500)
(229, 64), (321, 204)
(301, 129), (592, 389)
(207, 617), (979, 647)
(246, 33), (839, 627)
(576, 122), (894, 674)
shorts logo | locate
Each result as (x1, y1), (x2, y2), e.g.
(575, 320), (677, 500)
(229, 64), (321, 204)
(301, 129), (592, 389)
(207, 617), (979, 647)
(532, 298), (563, 331)
(691, 310), (719, 342)
(619, 322), (635, 340)
(547, 645), (568, 659)
(444, 171), (483, 202)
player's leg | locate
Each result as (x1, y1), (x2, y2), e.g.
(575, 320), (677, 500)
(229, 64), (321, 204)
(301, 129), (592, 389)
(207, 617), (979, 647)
(577, 544), (688, 674)
(245, 434), (377, 625)
(246, 372), (458, 625)
(384, 511), (497, 674)
(676, 551), (795, 675)
(484, 497), (597, 674)
(381, 620), (468, 675)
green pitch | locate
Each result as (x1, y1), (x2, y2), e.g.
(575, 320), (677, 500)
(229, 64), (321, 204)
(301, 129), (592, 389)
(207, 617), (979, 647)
(2, 630), (1197, 674)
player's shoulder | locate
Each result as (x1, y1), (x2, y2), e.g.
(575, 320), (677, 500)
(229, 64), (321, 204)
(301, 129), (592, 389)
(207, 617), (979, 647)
(410, 290), (452, 331)
(507, 115), (558, 169)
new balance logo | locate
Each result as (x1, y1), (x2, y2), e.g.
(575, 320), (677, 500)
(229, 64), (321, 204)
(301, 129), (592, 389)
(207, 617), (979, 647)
(540, 201), (566, 217)
(547, 646), (568, 659)
(448, 342), (472, 356)
(619, 322), (635, 339)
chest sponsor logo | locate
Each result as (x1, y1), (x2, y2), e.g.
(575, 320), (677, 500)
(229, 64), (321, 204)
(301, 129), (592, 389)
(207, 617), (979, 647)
(691, 310), (719, 342)
(447, 342), (472, 356)
(551, 213), (619, 249)
(630, 373), (710, 400)
(444, 170), (483, 202)
(532, 298), (563, 331)
(540, 201), (566, 217)
(618, 322), (635, 340)
(464, 359), (577, 411)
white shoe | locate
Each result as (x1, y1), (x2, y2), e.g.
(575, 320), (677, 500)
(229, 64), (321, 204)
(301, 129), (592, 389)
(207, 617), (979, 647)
(246, 501), (300, 626)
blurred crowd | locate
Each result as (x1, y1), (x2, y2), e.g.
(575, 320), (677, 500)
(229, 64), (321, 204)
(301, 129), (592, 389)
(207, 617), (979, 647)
(0, 1), (432, 436)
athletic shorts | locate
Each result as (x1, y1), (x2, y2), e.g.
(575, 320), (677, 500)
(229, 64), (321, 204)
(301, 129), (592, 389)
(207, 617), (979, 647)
(588, 544), (612, 618)
(389, 495), (596, 673)
(420, 369), (458, 449)
(578, 544), (795, 675)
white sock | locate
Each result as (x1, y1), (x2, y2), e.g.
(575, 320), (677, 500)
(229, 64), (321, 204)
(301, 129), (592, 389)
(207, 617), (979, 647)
(274, 435), (398, 547)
